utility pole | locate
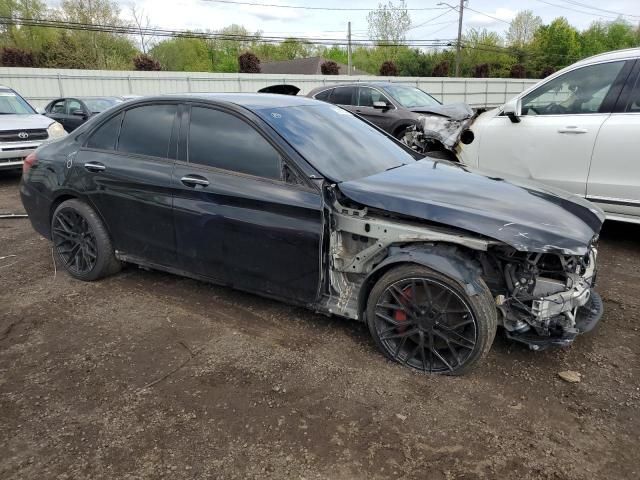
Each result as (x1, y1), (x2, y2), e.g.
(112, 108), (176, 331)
(455, 0), (464, 77)
(347, 21), (352, 76)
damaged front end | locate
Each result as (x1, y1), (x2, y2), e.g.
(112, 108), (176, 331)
(485, 245), (603, 350)
(402, 103), (478, 155)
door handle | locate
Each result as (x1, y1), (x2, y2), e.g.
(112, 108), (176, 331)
(83, 161), (106, 172)
(558, 126), (588, 134)
(180, 175), (209, 187)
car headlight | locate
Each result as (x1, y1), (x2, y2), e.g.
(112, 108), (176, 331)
(47, 121), (67, 138)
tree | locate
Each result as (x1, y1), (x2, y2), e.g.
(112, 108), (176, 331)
(367, 0), (411, 45)
(532, 17), (581, 72)
(379, 60), (398, 76)
(130, 5), (153, 54)
(432, 60), (450, 77)
(238, 51), (260, 73)
(580, 20), (639, 57)
(1, 46), (34, 66)
(321, 60), (339, 75)
(510, 63), (526, 78)
(150, 37), (211, 72)
(472, 63), (489, 78)
(506, 10), (542, 48)
(133, 54), (160, 71)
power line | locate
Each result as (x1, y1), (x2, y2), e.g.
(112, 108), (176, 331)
(535, 0), (619, 19)
(407, 9), (455, 31)
(201, 0), (449, 12)
(557, 0), (640, 19)
(0, 16), (455, 47)
(464, 6), (512, 25)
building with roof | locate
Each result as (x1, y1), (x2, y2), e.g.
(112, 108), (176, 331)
(260, 56), (369, 76)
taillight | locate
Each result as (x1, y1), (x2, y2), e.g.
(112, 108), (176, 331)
(23, 152), (37, 174)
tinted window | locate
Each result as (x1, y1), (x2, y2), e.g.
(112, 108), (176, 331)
(257, 103), (419, 182)
(358, 87), (391, 107)
(87, 113), (122, 150)
(118, 104), (176, 158)
(314, 89), (331, 101)
(67, 99), (83, 114)
(49, 100), (66, 114)
(521, 61), (625, 115)
(330, 87), (355, 105)
(626, 74), (640, 113)
(188, 107), (282, 180)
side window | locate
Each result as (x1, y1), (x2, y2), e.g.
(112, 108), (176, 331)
(188, 107), (283, 180)
(521, 61), (625, 115)
(50, 100), (65, 114)
(86, 113), (122, 150)
(117, 104), (176, 158)
(626, 74), (640, 113)
(67, 99), (83, 115)
(330, 87), (355, 106)
(358, 87), (391, 107)
(314, 89), (331, 101)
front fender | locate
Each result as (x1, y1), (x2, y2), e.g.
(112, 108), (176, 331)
(358, 244), (486, 317)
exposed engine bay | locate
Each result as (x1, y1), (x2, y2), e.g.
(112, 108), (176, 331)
(402, 103), (478, 156)
(322, 193), (602, 351)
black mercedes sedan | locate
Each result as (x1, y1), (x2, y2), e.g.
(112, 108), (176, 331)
(20, 94), (604, 375)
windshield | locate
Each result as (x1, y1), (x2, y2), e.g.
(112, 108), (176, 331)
(257, 104), (419, 182)
(0, 90), (36, 114)
(383, 85), (440, 108)
(82, 97), (121, 113)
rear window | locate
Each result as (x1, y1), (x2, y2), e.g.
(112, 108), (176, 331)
(87, 113), (122, 150)
(117, 104), (176, 158)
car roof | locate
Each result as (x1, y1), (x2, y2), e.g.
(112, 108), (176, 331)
(571, 47), (640, 68)
(132, 93), (320, 110)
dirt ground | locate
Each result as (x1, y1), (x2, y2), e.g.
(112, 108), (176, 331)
(1, 171), (639, 480)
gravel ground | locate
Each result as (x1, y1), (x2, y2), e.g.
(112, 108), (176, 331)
(1, 171), (639, 480)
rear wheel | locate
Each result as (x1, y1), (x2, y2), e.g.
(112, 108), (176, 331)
(51, 199), (121, 281)
(366, 264), (496, 375)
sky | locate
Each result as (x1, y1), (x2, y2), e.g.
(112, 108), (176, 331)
(114, 0), (640, 46)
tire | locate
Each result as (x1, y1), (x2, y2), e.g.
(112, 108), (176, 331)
(51, 199), (121, 281)
(394, 126), (410, 140)
(366, 264), (497, 375)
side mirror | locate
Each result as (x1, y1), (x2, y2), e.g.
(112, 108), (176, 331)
(71, 109), (88, 118)
(373, 101), (389, 110)
(503, 98), (521, 123)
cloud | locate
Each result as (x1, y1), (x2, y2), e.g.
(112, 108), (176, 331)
(466, 7), (516, 28)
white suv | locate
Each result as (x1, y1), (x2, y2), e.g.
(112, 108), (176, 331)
(0, 85), (66, 171)
(459, 48), (640, 224)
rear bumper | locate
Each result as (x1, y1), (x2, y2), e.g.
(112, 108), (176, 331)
(20, 179), (51, 239)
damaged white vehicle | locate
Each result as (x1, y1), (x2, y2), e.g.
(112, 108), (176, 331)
(22, 94), (604, 375)
(405, 48), (640, 224)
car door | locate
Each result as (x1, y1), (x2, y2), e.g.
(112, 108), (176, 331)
(74, 102), (179, 267)
(46, 99), (67, 128)
(587, 59), (640, 220)
(475, 59), (633, 196)
(354, 86), (396, 133)
(172, 103), (323, 303)
(65, 98), (89, 132)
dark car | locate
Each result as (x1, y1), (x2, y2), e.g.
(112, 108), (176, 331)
(307, 82), (472, 142)
(44, 96), (125, 132)
(20, 94), (604, 375)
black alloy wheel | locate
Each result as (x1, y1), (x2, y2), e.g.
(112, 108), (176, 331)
(51, 199), (121, 281)
(367, 265), (496, 375)
(52, 207), (98, 276)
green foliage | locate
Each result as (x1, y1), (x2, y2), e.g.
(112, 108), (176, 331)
(150, 37), (211, 72)
(532, 17), (581, 72)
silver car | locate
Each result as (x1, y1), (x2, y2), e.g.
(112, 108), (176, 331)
(0, 85), (66, 171)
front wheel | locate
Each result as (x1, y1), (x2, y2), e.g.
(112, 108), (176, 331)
(366, 264), (497, 375)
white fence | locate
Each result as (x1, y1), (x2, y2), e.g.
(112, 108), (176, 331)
(0, 67), (539, 109)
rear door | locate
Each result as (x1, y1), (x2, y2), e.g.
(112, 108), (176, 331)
(354, 86), (396, 133)
(476, 59), (632, 196)
(74, 102), (178, 266)
(172, 103), (322, 303)
(327, 86), (357, 114)
(587, 59), (640, 220)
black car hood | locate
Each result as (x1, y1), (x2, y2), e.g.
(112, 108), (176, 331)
(408, 102), (473, 120)
(338, 159), (604, 255)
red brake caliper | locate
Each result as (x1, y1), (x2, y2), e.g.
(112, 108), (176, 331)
(394, 286), (413, 332)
